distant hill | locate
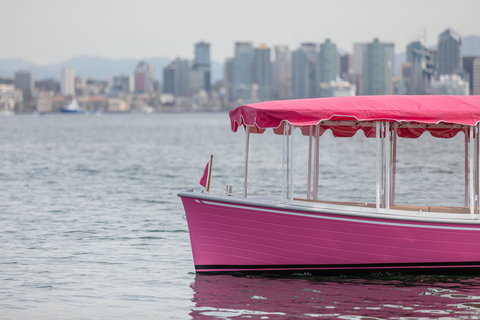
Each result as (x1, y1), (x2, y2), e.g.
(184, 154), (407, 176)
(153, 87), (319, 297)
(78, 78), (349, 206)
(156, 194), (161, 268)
(1, 35), (477, 83)
(0, 55), (224, 83)
(0, 55), (170, 82)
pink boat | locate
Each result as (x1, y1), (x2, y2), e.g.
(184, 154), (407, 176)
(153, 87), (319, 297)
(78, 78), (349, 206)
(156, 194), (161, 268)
(179, 95), (480, 275)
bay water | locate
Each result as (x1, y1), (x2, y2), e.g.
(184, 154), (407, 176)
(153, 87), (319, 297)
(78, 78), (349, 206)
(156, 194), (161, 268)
(1, 112), (480, 319)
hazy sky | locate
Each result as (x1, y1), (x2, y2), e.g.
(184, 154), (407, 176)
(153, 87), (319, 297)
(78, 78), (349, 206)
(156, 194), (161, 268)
(1, 0), (479, 65)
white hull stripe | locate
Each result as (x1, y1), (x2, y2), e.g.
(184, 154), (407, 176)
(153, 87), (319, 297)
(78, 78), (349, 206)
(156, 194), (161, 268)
(201, 200), (480, 231)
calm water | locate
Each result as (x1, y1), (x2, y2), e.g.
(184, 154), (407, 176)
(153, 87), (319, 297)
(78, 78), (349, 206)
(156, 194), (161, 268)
(1, 113), (480, 319)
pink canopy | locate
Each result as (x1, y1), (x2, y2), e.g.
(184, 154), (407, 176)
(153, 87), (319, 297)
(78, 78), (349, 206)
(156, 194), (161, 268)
(229, 95), (480, 138)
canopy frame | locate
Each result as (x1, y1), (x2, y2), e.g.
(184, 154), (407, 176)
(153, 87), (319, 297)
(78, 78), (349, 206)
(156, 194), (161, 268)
(234, 96), (480, 218)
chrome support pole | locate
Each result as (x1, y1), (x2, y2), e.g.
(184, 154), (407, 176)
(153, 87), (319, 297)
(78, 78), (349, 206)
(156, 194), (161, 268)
(465, 127), (469, 207)
(243, 126), (250, 198)
(470, 126), (476, 218)
(307, 126), (313, 200)
(376, 122), (382, 211)
(313, 124), (320, 201)
(285, 123), (290, 200)
(385, 122), (391, 210)
(290, 125), (295, 201)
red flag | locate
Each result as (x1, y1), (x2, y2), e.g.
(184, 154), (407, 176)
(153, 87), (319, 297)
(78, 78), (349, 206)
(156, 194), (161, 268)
(199, 162), (209, 188)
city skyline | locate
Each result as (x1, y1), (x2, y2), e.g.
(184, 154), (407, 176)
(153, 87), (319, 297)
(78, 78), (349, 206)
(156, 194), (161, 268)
(1, 0), (480, 66)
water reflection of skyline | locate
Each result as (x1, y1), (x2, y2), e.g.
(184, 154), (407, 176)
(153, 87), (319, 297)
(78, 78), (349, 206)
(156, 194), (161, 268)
(189, 274), (480, 319)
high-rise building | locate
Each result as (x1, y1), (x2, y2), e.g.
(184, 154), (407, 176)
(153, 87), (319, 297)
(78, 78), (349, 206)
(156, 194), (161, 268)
(175, 58), (190, 97)
(292, 47), (309, 99)
(362, 39), (394, 95)
(195, 41), (210, 67)
(108, 75), (133, 96)
(61, 66), (75, 96)
(473, 58), (480, 95)
(163, 65), (176, 95)
(318, 39), (339, 83)
(14, 71), (34, 99)
(223, 58), (233, 102)
(302, 43), (318, 97)
(405, 41), (435, 94)
(353, 43), (365, 76)
(193, 41), (211, 93)
(384, 42), (395, 94)
(463, 56), (477, 94)
(254, 44), (271, 101)
(340, 54), (353, 81)
(134, 61), (155, 94)
(272, 45), (291, 100)
(352, 43), (366, 95)
(292, 43), (318, 99)
(437, 29), (462, 77)
(232, 42), (255, 102)
(162, 58), (190, 97)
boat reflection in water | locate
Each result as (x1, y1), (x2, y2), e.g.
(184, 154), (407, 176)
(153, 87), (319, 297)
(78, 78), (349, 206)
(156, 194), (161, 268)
(190, 274), (480, 319)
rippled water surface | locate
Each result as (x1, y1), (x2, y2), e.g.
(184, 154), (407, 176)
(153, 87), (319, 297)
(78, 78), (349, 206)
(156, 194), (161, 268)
(1, 113), (480, 319)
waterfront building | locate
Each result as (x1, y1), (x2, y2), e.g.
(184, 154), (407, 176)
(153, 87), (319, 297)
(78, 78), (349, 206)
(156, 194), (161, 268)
(272, 45), (291, 100)
(318, 39), (339, 83)
(134, 61), (155, 94)
(232, 42), (255, 102)
(254, 44), (272, 101)
(107, 98), (130, 112)
(426, 74), (469, 95)
(318, 79), (356, 97)
(36, 96), (53, 113)
(61, 66), (75, 96)
(0, 84), (22, 112)
(14, 71), (34, 99)
(437, 29), (462, 77)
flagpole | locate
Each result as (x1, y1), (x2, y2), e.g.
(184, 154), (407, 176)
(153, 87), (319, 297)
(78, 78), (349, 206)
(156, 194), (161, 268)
(206, 155), (213, 193)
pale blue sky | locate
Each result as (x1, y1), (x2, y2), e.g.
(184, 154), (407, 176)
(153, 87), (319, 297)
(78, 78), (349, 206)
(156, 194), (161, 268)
(1, 0), (479, 64)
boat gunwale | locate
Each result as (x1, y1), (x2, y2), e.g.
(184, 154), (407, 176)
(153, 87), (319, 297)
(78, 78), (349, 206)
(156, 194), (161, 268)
(177, 191), (480, 226)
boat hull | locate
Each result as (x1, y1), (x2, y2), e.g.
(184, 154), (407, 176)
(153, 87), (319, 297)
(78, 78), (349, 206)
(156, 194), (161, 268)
(179, 192), (480, 275)
(61, 109), (84, 113)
